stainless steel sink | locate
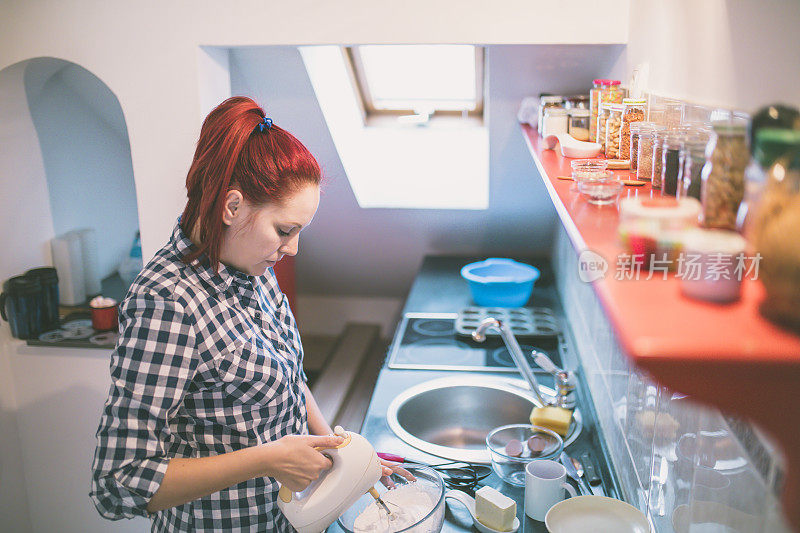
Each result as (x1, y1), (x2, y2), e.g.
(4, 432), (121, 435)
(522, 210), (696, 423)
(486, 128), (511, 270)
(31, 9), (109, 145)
(386, 375), (581, 463)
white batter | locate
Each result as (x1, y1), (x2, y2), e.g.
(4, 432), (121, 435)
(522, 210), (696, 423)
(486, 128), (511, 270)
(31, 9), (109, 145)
(353, 483), (435, 533)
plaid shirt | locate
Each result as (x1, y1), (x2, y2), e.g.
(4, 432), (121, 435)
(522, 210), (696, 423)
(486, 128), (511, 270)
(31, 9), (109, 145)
(91, 220), (308, 532)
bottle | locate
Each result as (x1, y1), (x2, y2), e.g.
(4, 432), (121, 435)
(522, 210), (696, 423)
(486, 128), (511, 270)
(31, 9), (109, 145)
(118, 231), (144, 286)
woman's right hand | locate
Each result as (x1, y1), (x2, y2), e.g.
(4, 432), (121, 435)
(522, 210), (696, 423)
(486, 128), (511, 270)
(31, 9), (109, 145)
(263, 434), (345, 492)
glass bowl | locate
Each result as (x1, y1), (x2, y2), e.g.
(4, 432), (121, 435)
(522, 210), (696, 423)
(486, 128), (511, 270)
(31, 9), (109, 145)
(486, 424), (564, 486)
(577, 174), (624, 205)
(337, 464), (445, 533)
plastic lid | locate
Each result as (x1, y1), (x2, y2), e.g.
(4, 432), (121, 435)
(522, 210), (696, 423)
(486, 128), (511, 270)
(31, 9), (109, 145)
(683, 229), (746, 255)
(541, 96), (564, 104)
(712, 118), (748, 135)
(623, 98), (648, 105)
(620, 196), (702, 220)
(754, 128), (800, 166)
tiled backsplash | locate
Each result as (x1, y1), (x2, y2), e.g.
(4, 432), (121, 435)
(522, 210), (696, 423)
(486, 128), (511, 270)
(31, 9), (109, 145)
(551, 225), (791, 533)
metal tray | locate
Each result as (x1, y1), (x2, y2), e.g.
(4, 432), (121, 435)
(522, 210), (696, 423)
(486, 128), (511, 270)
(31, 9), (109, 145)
(455, 306), (560, 338)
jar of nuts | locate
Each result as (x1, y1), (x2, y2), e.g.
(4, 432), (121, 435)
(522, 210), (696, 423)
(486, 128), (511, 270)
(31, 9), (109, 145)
(701, 120), (750, 230)
(604, 104), (624, 160)
(620, 98), (647, 160)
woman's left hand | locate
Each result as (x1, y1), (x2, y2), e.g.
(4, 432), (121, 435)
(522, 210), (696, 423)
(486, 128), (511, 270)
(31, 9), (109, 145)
(379, 458), (416, 488)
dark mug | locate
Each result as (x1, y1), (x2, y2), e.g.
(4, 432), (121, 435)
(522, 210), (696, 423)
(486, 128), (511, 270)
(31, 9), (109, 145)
(25, 267), (60, 330)
(0, 276), (44, 339)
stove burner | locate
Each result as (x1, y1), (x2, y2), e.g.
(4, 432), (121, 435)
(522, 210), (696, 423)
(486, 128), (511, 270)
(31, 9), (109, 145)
(401, 337), (476, 366)
(490, 345), (540, 367)
(410, 319), (456, 337)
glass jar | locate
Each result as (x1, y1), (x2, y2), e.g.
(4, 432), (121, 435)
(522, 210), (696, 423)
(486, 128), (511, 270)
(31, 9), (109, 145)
(629, 122), (655, 176)
(680, 131), (712, 200)
(652, 129), (669, 188)
(635, 128), (659, 181)
(568, 108), (591, 141)
(738, 129), (800, 234)
(598, 80), (623, 108)
(661, 134), (686, 196)
(604, 104), (624, 160)
(537, 96), (564, 134)
(597, 103), (612, 150)
(542, 107), (568, 137)
(620, 98), (647, 160)
(664, 101), (685, 129)
(589, 79), (605, 143)
(564, 95), (589, 110)
(701, 120), (750, 230)
(751, 139), (800, 330)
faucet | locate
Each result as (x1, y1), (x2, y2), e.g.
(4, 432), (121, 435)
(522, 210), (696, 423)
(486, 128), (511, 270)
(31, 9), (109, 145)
(472, 317), (577, 409)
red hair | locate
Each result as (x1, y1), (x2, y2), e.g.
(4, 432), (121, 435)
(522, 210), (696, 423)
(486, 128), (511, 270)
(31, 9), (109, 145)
(180, 96), (321, 271)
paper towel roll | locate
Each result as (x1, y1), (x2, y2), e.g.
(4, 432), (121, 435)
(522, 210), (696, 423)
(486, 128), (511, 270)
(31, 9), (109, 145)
(72, 228), (101, 296)
(51, 233), (86, 306)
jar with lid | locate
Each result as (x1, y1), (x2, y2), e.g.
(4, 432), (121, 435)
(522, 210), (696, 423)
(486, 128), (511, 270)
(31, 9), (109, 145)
(661, 133), (686, 196)
(564, 95), (589, 110)
(635, 127), (660, 181)
(738, 129), (800, 234)
(604, 104), (624, 160)
(751, 134), (800, 330)
(680, 131), (712, 200)
(598, 80), (623, 108)
(568, 108), (591, 141)
(618, 196), (702, 270)
(620, 98), (647, 160)
(541, 107), (568, 138)
(664, 101), (685, 129)
(700, 119), (750, 230)
(629, 122), (655, 177)
(651, 129), (669, 188)
(596, 103), (612, 150)
(537, 96), (564, 134)
(589, 80), (605, 143)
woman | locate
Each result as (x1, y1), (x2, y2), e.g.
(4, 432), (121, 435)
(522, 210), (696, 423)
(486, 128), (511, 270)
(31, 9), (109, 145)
(91, 96), (407, 532)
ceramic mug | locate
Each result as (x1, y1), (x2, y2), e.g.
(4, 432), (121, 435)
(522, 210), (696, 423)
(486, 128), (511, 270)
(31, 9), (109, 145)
(525, 459), (577, 521)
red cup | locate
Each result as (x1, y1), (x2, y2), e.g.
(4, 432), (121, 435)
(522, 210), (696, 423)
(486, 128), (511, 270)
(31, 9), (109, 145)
(91, 305), (118, 331)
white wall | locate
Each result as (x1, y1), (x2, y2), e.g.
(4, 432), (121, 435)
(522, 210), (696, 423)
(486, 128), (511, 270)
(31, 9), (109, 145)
(627, 0), (800, 111)
(229, 44), (626, 298)
(25, 59), (140, 280)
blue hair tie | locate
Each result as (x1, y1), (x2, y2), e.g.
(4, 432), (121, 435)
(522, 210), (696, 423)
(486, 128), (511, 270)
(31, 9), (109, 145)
(257, 116), (273, 133)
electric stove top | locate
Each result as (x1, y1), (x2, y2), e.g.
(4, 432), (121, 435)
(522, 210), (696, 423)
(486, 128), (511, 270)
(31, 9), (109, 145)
(386, 313), (562, 372)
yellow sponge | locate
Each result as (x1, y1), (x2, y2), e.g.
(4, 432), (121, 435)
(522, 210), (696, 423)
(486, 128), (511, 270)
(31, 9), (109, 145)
(530, 406), (573, 437)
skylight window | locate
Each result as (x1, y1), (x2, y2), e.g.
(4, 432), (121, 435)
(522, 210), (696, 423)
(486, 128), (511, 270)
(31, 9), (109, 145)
(348, 45), (484, 122)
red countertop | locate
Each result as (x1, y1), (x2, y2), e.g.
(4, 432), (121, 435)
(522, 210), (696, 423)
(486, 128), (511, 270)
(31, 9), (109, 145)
(521, 124), (800, 529)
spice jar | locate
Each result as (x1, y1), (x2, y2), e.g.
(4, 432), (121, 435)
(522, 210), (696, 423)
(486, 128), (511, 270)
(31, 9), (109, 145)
(664, 101), (684, 129)
(680, 131), (712, 201)
(597, 103), (612, 151)
(620, 98), (647, 160)
(538, 96), (564, 134)
(636, 128), (658, 181)
(568, 109), (591, 141)
(652, 129), (670, 188)
(701, 120), (750, 230)
(542, 107), (568, 138)
(751, 138), (800, 330)
(662, 133), (686, 196)
(630, 122), (655, 177)
(604, 104), (624, 160)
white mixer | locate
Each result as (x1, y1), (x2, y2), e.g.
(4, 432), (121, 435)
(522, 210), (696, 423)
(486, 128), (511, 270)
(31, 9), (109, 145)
(277, 426), (391, 533)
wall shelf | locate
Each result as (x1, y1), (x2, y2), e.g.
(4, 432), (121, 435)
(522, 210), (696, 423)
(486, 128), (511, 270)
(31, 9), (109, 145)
(521, 124), (800, 529)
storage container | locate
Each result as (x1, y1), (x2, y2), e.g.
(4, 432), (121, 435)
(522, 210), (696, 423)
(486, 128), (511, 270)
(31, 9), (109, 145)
(680, 131), (712, 201)
(568, 108), (591, 141)
(620, 98), (647, 160)
(604, 104), (624, 160)
(542, 107), (568, 138)
(701, 119), (749, 230)
(537, 96), (564, 134)
(662, 133), (686, 196)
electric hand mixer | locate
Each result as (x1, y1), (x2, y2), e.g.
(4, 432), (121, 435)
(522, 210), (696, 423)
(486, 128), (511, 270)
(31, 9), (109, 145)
(277, 426), (399, 533)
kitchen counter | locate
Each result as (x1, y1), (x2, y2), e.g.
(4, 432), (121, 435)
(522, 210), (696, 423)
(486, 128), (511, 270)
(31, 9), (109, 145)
(327, 256), (623, 532)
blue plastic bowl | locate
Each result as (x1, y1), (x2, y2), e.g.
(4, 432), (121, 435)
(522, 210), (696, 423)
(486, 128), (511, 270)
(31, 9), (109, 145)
(460, 258), (540, 307)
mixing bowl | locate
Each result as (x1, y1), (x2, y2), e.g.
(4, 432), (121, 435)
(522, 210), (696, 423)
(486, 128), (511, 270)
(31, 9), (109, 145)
(337, 464), (446, 533)
(486, 424), (564, 486)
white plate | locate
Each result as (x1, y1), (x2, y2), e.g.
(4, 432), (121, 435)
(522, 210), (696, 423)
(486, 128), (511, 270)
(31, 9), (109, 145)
(545, 495), (651, 533)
